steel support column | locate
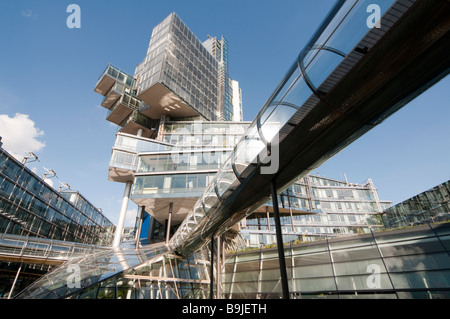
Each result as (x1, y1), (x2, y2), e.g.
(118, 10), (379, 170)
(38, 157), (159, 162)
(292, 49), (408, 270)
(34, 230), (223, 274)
(216, 235), (221, 299)
(8, 262), (23, 299)
(270, 179), (290, 299)
(210, 236), (215, 299)
(135, 206), (145, 248)
(165, 203), (173, 244)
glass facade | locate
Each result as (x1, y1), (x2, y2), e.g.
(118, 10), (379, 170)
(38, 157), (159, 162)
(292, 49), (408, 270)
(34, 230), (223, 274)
(135, 13), (220, 121)
(109, 133), (174, 174)
(382, 180), (450, 228)
(0, 147), (115, 246)
(163, 121), (248, 148)
(133, 173), (216, 197)
(137, 151), (230, 174)
(0, 146), (116, 298)
(114, 133), (173, 154)
(240, 175), (391, 247)
(16, 221), (450, 299)
(128, 121), (249, 207)
(70, 249), (211, 299)
(95, 64), (136, 94)
(223, 223), (450, 299)
(203, 36), (235, 121)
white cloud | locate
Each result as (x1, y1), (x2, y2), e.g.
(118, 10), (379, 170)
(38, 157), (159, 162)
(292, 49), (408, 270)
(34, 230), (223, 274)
(125, 207), (138, 227)
(0, 113), (46, 161)
(43, 178), (55, 188)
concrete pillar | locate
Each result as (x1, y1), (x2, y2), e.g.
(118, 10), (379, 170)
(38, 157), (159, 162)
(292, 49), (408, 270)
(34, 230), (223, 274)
(112, 182), (132, 248)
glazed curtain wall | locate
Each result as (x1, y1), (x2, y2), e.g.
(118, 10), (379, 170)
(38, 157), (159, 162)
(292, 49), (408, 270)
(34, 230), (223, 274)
(223, 223), (450, 299)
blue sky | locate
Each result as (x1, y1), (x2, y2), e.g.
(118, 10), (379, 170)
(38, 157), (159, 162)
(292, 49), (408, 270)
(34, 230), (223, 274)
(0, 1), (448, 226)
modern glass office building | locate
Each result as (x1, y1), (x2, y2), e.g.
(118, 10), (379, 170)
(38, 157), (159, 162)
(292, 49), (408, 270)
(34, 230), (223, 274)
(134, 13), (221, 121)
(240, 175), (392, 248)
(0, 146), (115, 298)
(0, 147), (114, 245)
(93, 13), (247, 248)
(12, 0), (450, 299)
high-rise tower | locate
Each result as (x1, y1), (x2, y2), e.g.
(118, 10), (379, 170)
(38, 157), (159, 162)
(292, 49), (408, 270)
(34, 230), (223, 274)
(94, 13), (245, 246)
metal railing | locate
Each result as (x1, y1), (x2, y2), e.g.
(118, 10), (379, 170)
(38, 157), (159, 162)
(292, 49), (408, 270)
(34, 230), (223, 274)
(0, 233), (110, 265)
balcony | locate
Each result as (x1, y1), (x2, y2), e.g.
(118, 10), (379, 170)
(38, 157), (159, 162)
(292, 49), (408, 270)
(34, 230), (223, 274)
(108, 149), (137, 183)
(106, 93), (141, 125)
(119, 111), (160, 138)
(108, 133), (173, 183)
(94, 64), (136, 96)
(101, 82), (134, 109)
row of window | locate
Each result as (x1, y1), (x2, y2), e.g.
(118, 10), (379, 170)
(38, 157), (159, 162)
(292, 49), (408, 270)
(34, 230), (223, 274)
(0, 200), (111, 245)
(244, 212), (381, 228)
(114, 134), (172, 154)
(383, 180), (450, 227)
(0, 155), (112, 229)
(0, 150), (114, 245)
(133, 173), (216, 196)
(139, 13), (220, 121)
(162, 133), (243, 149)
(164, 122), (249, 135)
(137, 151), (230, 174)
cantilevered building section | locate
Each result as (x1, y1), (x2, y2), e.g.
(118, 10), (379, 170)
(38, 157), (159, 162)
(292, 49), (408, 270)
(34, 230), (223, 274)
(135, 13), (220, 121)
(94, 12), (245, 247)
